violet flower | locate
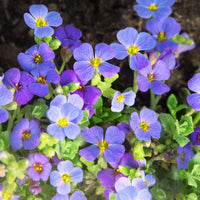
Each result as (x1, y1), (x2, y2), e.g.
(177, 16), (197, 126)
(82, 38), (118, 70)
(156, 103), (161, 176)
(24, 4), (62, 38)
(17, 43), (55, 72)
(133, 0), (175, 19)
(189, 128), (200, 146)
(146, 17), (181, 53)
(187, 73), (200, 111)
(117, 123), (131, 135)
(10, 118), (41, 150)
(54, 24), (82, 51)
(29, 181), (42, 195)
(73, 43), (119, 82)
(26, 153), (52, 181)
(52, 191), (87, 200)
(136, 60), (170, 95)
(29, 65), (60, 97)
(50, 160), (83, 195)
(3, 68), (34, 105)
(79, 126), (125, 164)
(177, 142), (194, 170)
(110, 27), (156, 70)
(130, 108), (161, 142)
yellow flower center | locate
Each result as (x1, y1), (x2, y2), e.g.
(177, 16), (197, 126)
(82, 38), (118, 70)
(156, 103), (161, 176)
(90, 57), (102, 68)
(147, 74), (155, 82)
(58, 118), (69, 127)
(37, 76), (46, 84)
(117, 95), (124, 102)
(35, 18), (48, 27)
(23, 131), (31, 141)
(140, 122), (150, 131)
(98, 140), (109, 153)
(127, 45), (139, 56)
(1, 191), (12, 200)
(197, 135), (200, 141)
(62, 173), (71, 183)
(157, 32), (167, 42)
(33, 163), (43, 173)
(148, 4), (158, 11)
(15, 83), (22, 90)
(34, 53), (43, 64)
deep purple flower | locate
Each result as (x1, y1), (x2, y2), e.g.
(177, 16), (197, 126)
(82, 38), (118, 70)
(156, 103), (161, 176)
(130, 108), (161, 142)
(0, 82), (13, 124)
(189, 128), (200, 146)
(177, 142), (194, 169)
(50, 160), (83, 195)
(117, 123), (131, 135)
(73, 43), (119, 82)
(110, 27), (156, 70)
(24, 4), (62, 38)
(46, 95), (83, 140)
(136, 60), (170, 95)
(174, 33), (196, 56)
(134, 0), (175, 19)
(187, 73), (200, 111)
(146, 17), (181, 52)
(29, 65), (60, 97)
(111, 91), (136, 112)
(3, 68), (34, 105)
(29, 181), (42, 195)
(79, 126), (125, 164)
(17, 43), (55, 72)
(10, 118), (40, 150)
(26, 153), (52, 181)
(52, 191), (87, 200)
(54, 24), (82, 51)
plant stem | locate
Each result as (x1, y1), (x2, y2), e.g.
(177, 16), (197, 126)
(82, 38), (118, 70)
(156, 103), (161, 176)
(150, 90), (161, 110)
(59, 61), (66, 75)
(193, 112), (200, 126)
(7, 107), (18, 133)
(133, 70), (138, 93)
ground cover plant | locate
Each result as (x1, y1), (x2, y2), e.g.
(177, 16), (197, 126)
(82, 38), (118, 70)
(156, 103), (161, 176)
(0, 1), (199, 199)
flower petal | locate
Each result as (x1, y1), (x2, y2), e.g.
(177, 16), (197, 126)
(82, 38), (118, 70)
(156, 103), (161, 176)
(110, 43), (128, 60)
(0, 108), (9, 124)
(98, 62), (119, 78)
(150, 80), (170, 95)
(95, 43), (115, 61)
(23, 13), (37, 29)
(45, 11), (62, 27)
(135, 128), (151, 141)
(34, 26), (54, 38)
(63, 123), (80, 140)
(79, 145), (100, 161)
(47, 124), (65, 140)
(130, 53), (150, 71)
(29, 4), (48, 19)
(188, 73), (200, 93)
(133, 5), (152, 19)
(58, 160), (73, 174)
(50, 95), (67, 108)
(187, 93), (200, 111)
(105, 126), (125, 144)
(70, 167), (83, 183)
(70, 191), (87, 200)
(136, 74), (150, 92)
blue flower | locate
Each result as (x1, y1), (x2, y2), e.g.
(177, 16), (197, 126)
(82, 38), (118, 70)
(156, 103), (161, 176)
(189, 128), (200, 146)
(110, 27), (156, 70)
(24, 4), (62, 38)
(50, 160), (83, 195)
(177, 143), (194, 170)
(146, 17), (181, 53)
(133, 0), (175, 19)
(130, 108), (161, 141)
(52, 191), (87, 200)
(111, 90), (136, 112)
(46, 95), (83, 140)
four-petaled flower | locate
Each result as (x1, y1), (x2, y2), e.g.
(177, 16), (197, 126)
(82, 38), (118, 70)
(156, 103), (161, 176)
(130, 108), (161, 142)
(24, 4), (62, 38)
(50, 160), (83, 195)
(73, 43), (119, 82)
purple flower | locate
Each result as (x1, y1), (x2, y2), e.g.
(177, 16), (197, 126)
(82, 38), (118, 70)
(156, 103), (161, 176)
(117, 123), (131, 135)
(54, 24), (82, 51)
(174, 33), (196, 56)
(79, 126), (125, 164)
(18, 43), (55, 72)
(187, 73), (200, 111)
(26, 153), (52, 181)
(24, 4), (62, 38)
(0, 82), (13, 124)
(130, 108), (161, 142)
(10, 118), (40, 150)
(3, 68), (34, 105)
(136, 60), (170, 95)
(111, 90), (136, 112)
(133, 0), (175, 19)
(29, 181), (42, 195)
(52, 191), (87, 200)
(29, 65), (60, 97)
(189, 128), (200, 146)
(46, 95), (83, 140)
(146, 17), (181, 53)
(177, 142), (194, 169)
(110, 27), (156, 70)
(73, 43), (119, 82)
(50, 160), (83, 195)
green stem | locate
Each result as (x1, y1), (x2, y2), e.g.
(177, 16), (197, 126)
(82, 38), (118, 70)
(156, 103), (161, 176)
(59, 61), (66, 75)
(193, 112), (200, 126)
(7, 107), (19, 133)
(133, 70), (138, 93)
(150, 90), (161, 110)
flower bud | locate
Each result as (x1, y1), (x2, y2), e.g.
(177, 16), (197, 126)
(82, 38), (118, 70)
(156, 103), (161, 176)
(50, 39), (61, 50)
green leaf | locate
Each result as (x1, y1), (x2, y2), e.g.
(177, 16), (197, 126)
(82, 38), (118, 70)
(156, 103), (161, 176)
(159, 113), (176, 135)
(167, 94), (178, 117)
(80, 157), (94, 166)
(187, 172), (197, 188)
(94, 97), (103, 113)
(79, 110), (89, 129)
(150, 187), (167, 200)
(103, 88), (116, 98)
(0, 131), (9, 150)
(105, 74), (119, 83)
(92, 116), (103, 124)
(171, 34), (194, 45)
(109, 193), (116, 200)
(174, 135), (190, 147)
(187, 193), (198, 200)
(179, 116), (193, 136)
(103, 111), (122, 122)
(31, 99), (48, 120)
(175, 104), (188, 113)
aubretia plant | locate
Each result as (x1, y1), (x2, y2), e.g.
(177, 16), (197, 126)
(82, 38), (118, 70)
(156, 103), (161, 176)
(0, 1), (199, 200)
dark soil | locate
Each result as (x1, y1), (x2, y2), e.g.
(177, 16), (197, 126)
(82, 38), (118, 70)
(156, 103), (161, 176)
(0, 0), (200, 106)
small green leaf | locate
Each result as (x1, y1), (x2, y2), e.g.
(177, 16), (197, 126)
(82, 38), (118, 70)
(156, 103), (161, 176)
(171, 34), (194, 45)
(187, 193), (198, 200)
(109, 193), (116, 200)
(167, 94), (178, 117)
(174, 135), (190, 147)
(105, 74), (119, 83)
(31, 99), (48, 120)
(187, 172), (197, 188)
(150, 187), (167, 200)
(179, 116), (193, 136)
